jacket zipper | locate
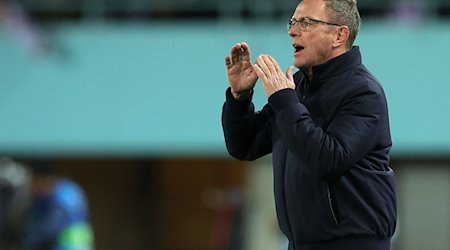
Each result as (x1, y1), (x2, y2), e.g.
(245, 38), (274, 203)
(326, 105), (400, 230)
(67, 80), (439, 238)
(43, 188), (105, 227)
(296, 75), (307, 103)
(327, 184), (340, 227)
(301, 78), (310, 102)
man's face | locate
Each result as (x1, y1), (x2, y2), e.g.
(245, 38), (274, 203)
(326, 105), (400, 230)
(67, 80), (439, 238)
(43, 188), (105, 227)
(289, 0), (337, 71)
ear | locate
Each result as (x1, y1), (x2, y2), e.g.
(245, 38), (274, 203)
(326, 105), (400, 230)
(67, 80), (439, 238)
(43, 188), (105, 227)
(332, 26), (350, 48)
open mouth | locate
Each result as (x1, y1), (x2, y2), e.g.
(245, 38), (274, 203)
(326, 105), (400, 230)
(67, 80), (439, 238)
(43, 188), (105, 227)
(293, 44), (304, 53)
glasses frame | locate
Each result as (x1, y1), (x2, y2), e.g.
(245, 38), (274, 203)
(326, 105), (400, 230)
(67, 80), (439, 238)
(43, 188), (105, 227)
(287, 17), (341, 31)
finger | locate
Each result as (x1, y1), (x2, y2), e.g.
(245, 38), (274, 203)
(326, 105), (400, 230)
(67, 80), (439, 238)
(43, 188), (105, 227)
(262, 55), (277, 75)
(269, 56), (283, 75)
(241, 42), (251, 62)
(225, 56), (232, 70)
(256, 55), (270, 74)
(253, 64), (267, 82)
(286, 66), (294, 82)
(230, 43), (241, 65)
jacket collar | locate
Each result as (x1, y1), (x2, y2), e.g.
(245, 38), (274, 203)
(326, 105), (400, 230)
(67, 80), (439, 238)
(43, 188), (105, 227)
(302, 46), (362, 84)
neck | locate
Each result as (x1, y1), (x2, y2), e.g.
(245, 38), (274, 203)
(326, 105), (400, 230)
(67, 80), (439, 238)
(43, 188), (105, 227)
(302, 67), (313, 81)
(302, 47), (350, 81)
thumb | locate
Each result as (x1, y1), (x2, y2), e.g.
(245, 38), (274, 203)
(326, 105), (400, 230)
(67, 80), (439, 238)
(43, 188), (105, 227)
(286, 66), (294, 82)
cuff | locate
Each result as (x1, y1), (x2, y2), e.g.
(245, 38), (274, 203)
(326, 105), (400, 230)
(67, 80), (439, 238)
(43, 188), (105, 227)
(268, 88), (300, 113)
(225, 87), (254, 115)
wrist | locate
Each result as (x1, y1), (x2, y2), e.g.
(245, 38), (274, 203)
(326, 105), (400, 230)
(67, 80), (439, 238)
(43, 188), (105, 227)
(231, 89), (253, 100)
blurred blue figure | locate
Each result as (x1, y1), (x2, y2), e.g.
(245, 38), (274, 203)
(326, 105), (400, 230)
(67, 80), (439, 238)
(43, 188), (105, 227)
(22, 160), (94, 250)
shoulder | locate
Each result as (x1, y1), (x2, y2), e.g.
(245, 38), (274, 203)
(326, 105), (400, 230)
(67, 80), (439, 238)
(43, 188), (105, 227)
(352, 65), (386, 95)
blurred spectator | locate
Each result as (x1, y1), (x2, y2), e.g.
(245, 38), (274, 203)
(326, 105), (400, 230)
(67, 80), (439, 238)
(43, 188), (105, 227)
(389, 0), (425, 25)
(0, 158), (31, 249)
(205, 187), (245, 250)
(3, 0), (450, 21)
(21, 159), (94, 250)
(0, 0), (49, 57)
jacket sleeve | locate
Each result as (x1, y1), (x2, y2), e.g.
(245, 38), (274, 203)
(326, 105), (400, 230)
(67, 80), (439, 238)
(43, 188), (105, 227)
(222, 88), (273, 161)
(268, 84), (385, 179)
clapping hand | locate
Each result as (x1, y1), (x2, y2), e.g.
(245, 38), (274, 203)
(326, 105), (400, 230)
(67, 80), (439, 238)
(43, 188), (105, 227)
(225, 42), (258, 100)
(253, 55), (295, 97)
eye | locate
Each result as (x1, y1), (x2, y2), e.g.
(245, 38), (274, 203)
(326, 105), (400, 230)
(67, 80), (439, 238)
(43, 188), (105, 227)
(299, 19), (307, 27)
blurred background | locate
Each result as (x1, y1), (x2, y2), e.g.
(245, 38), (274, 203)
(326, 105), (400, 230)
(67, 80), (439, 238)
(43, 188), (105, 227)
(0, 0), (449, 249)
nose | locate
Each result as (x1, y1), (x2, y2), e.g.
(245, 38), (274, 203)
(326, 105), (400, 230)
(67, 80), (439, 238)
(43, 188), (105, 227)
(288, 26), (300, 38)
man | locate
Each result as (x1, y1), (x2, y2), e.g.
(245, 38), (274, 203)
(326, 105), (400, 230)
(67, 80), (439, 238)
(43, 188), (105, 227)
(221, 0), (397, 249)
(21, 160), (94, 250)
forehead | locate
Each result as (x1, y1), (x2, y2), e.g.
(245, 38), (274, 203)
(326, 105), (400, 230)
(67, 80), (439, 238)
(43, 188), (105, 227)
(293, 0), (327, 18)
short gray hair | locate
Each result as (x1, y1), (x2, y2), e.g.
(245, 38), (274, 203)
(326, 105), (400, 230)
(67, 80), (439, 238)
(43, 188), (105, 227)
(323, 0), (361, 50)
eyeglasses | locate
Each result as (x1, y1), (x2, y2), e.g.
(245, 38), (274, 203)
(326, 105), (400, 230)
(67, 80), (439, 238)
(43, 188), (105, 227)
(287, 17), (341, 31)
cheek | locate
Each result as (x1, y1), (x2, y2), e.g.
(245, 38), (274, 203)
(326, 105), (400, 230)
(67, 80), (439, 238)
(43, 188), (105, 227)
(317, 45), (330, 60)
(308, 39), (332, 63)
(293, 33), (330, 67)
(303, 46), (319, 63)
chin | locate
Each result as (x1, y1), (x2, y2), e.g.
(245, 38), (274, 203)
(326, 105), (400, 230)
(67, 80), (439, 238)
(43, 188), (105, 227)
(294, 62), (306, 70)
(293, 60), (303, 69)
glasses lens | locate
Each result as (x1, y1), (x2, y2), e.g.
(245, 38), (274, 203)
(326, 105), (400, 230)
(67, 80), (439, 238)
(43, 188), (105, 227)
(299, 18), (309, 30)
(287, 19), (293, 31)
(288, 18), (310, 31)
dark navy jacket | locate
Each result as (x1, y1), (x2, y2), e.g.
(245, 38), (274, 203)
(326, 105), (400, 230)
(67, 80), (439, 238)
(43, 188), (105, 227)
(222, 47), (397, 250)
